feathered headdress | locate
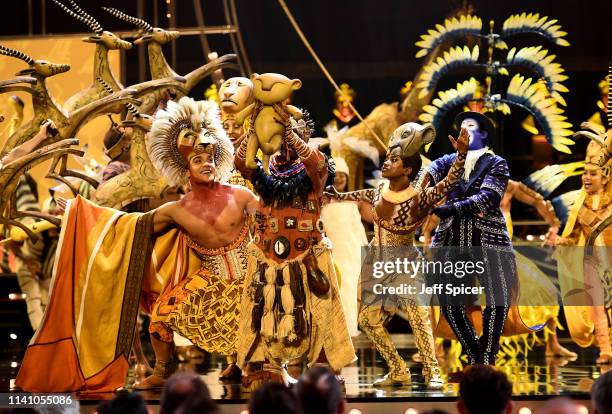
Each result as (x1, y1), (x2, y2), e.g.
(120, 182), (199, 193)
(148, 96), (233, 186)
(415, 15), (483, 58)
(506, 74), (574, 153)
(522, 161), (584, 198)
(506, 46), (568, 105)
(417, 45), (480, 98)
(310, 121), (380, 166)
(551, 190), (580, 228)
(419, 77), (480, 130)
(502, 13), (570, 47)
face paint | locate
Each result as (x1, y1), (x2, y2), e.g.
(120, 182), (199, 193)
(461, 117), (488, 150)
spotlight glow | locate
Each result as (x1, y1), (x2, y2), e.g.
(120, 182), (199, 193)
(8, 293), (26, 300)
(518, 408), (532, 414)
(9, 333), (17, 340)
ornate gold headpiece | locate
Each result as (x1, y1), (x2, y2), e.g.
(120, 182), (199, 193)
(585, 140), (611, 178)
(148, 96), (233, 186)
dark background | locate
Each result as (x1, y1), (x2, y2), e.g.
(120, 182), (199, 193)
(2, 0), (611, 199)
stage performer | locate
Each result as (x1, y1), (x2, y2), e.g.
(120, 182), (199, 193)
(219, 77), (254, 149)
(0, 121), (58, 330)
(555, 139), (612, 364)
(15, 97), (257, 393)
(100, 118), (132, 183)
(423, 178), (576, 360)
(428, 111), (516, 366)
(320, 156), (368, 337)
(500, 180), (576, 358)
(210, 76), (256, 380)
(328, 122), (467, 388)
(219, 77), (256, 195)
(234, 97), (356, 386)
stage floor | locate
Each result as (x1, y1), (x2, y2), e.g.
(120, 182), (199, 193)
(2, 333), (601, 412)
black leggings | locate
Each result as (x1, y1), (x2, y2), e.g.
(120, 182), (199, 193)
(439, 249), (516, 365)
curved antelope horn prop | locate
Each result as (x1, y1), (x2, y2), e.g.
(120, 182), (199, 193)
(101, 7), (153, 32)
(51, 0), (103, 35)
(0, 45), (34, 65)
(96, 76), (140, 117)
(573, 130), (606, 147)
(66, 0), (104, 33)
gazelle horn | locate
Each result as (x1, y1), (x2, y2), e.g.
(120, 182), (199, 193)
(101, 7), (153, 32)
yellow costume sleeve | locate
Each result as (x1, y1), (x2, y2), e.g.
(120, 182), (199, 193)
(555, 189), (593, 347)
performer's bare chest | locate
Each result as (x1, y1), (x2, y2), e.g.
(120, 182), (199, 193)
(175, 194), (246, 247)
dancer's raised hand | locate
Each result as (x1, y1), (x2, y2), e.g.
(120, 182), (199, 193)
(449, 127), (469, 153)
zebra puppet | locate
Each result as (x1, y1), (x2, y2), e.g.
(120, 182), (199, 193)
(9, 174), (58, 331)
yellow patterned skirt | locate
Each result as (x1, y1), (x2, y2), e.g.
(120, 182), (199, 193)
(149, 226), (250, 356)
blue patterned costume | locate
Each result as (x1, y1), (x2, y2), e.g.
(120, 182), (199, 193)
(427, 150), (517, 365)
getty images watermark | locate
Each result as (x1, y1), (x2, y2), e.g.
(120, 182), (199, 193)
(361, 246), (520, 307)
(371, 256), (487, 296)
(360, 245), (611, 308)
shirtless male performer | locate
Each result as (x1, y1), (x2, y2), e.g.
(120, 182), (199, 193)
(16, 97), (260, 392)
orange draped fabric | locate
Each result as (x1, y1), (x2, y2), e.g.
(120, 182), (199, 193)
(16, 196), (152, 393)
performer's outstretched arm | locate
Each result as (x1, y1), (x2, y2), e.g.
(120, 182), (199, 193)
(152, 202), (178, 233)
(283, 128), (313, 160)
(513, 181), (561, 244)
(283, 127), (331, 195)
(235, 131), (249, 162)
(0, 120), (55, 167)
(417, 129), (468, 211)
(233, 133), (252, 179)
(327, 187), (377, 203)
(513, 181), (559, 227)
